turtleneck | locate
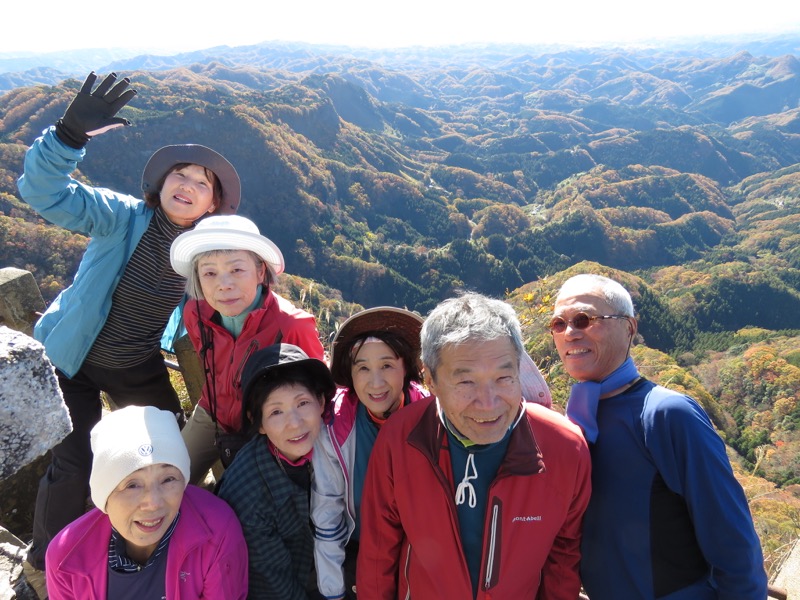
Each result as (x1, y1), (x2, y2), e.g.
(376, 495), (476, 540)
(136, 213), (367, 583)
(219, 285), (265, 339)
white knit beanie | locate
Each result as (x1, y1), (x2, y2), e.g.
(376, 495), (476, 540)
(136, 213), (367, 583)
(89, 406), (191, 513)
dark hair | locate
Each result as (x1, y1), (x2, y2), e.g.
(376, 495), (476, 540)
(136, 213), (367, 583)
(335, 331), (421, 391)
(143, 163), (224, 212)
(243, 363), (334, 436)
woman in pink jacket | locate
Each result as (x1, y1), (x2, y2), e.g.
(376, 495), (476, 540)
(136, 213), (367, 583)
(45, 405), (248, 599)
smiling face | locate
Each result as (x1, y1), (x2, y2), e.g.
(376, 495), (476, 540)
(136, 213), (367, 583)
(197, 250), (266, 317)
(159, 164), (217, 226)
(258, 383), (324, 462)
(552, 289), (635, 383)
(426, 337), (521, 445)
(351, 339), (407, 418)
(105, 464), (185, 564)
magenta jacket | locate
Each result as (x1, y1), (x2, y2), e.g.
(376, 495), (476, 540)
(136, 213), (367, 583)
(45, 485), (248, 599)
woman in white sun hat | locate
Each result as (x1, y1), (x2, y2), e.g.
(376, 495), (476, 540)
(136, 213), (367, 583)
(45, 405), (248, 599)
(170, 214), (325, 484)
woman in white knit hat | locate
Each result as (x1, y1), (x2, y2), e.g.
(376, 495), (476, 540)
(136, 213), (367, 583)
(170, 214), (325, 485)
(45, 405), (248, 600)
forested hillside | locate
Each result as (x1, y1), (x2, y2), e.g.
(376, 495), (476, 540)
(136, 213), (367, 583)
(1, 42), (799, 571)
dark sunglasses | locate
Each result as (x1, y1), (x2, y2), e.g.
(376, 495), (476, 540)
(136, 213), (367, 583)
(548, 312), (630, 334)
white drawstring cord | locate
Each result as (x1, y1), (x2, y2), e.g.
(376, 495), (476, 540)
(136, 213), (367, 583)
(455, 452), (478, 508)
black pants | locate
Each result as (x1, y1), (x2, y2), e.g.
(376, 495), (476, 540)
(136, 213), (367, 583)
(26, 350), (182, 570)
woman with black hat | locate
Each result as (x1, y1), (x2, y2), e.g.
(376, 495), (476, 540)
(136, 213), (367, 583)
(216, 343), (336, 599)
(16, 71), (242, 578)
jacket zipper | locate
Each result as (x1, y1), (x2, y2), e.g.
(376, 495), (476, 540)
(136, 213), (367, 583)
(484, 501), (500, 589)
(233, 339), (260, 388)
(403, 542), (412, 600)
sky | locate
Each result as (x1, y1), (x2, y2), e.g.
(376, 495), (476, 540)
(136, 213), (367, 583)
(2, 0), (799, 55)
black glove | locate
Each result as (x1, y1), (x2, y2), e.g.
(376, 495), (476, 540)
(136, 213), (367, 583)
(55, 71), (137, 149)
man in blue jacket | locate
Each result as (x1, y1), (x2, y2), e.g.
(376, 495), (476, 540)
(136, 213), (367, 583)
(551, 273), (767, 599)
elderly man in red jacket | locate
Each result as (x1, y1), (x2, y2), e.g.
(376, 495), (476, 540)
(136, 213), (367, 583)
(356, 292), (591, 599)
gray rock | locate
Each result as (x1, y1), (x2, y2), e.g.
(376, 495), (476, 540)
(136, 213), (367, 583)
(0, 526), (37, 600)
(0, 327), (71, 481)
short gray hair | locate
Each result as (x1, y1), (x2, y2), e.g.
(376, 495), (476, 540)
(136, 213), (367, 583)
(556, 274), (634, 316)
(185, 249), (276, 299)
(421, 292), (524, 379)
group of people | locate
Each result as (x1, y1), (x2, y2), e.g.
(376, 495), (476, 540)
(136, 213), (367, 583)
(17, 70), (768, 599)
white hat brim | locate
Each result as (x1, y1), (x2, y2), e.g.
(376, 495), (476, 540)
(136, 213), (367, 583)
(171, 227), (285, 278)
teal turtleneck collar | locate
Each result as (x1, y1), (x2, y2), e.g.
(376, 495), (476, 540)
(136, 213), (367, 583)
(219, 286), (265, 339)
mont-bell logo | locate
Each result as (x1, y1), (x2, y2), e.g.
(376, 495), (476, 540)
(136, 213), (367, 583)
(512, 515), (542, 522)
(138, 444), (154, 456)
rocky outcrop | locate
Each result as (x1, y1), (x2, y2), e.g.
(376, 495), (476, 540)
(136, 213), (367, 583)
(0, 327), (71, 482)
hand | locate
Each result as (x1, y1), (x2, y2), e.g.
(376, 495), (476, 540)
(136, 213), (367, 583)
(55, 71), (137, 149)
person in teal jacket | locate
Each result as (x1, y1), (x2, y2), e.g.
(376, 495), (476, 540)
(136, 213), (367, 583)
(17, 71), (241, 575)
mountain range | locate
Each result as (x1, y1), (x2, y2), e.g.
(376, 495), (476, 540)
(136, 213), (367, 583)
(1, 38), (799, 510)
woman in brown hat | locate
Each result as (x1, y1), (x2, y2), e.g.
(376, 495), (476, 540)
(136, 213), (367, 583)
(311, 307), (428, 600)
(17, 70), (242, 577)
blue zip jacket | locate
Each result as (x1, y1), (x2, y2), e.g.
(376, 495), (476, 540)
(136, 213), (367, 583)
(580, 378), (767, 600)
(16, 127), (177, 377)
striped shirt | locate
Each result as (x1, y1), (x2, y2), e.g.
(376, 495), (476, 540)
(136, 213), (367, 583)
(85, 208), (190, 368)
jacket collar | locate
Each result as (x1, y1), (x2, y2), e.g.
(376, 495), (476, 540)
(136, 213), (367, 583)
(407, 398), (545, 477)
(57, 486), (217, 576)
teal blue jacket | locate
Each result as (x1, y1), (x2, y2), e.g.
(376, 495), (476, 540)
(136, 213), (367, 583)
(17, 127), (180, 377)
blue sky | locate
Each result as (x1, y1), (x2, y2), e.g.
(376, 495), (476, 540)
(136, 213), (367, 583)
(3, 0), (799, 54)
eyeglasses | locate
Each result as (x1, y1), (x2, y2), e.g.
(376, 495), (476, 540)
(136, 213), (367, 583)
(548, 312), (630, 334)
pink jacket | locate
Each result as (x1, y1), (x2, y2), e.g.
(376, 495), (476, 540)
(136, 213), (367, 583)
(45, 485), (249, 599)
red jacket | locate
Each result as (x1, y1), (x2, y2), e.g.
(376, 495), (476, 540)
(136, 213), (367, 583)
(356, 397), (591, 600)
(184, 289), (324, 432)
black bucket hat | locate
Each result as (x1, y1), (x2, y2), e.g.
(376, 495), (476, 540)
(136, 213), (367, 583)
(141, 144), (241, 215)
(241, 344), (336, 413)
(329, 306), (423, 387)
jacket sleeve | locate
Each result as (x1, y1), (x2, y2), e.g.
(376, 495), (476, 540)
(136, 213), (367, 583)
(199, 507), (249, 600)
(355, 426), (404, 600)
(311, 426), (350, 599)
(643, 391), (768, 599)
(17, 126), (135, 235)
(538, 429), (592, 600)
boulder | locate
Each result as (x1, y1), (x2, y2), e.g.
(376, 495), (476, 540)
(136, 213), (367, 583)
(0, 326), (71, 482)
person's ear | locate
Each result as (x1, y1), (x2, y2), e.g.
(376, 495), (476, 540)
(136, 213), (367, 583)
(423, 368), (437, 395)
(628, 317), (639, 340)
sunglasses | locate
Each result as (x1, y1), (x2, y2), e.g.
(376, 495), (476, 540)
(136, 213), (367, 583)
(548, 312), (630, 334)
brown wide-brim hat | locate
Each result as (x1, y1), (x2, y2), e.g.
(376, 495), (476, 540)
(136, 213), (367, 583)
(141, 144), (241, 215)
(330, 306), (424, 387)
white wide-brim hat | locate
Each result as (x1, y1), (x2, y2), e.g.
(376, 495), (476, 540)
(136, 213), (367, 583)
(170, 215), (285, 278)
